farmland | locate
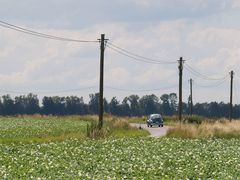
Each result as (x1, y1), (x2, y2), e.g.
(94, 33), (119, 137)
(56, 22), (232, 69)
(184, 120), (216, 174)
(0, 116), (149, 143)
(0, 116), (89, 143)
(1, 138), (240, 178)
(1, 116), (240, 178)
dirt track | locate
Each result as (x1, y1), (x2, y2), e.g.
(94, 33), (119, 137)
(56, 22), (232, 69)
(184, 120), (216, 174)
(130, 123), (171, 138)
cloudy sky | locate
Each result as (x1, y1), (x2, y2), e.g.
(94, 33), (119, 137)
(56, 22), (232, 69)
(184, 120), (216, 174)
(0, 0), (240, 104)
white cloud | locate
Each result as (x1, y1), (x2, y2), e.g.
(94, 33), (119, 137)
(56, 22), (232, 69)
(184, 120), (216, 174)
(232, 0), (240, 8)
(105, 67), (130, 86)
(133, 66), (175, 85)
(0, 0), (240, 103)
(188, 27), (240, 48)
(129, 0), (156, 6)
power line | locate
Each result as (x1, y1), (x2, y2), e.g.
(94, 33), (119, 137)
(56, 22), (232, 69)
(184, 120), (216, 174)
(108, 42), (176, 63)
(193, 77), (228, 88)
(107, 42), (177, 64)
(0, 20), (98, 43)
(106, 44), (176, 65)
(105, 85), (178, 92)
(0, 86), (97, 95)
(185, 63), (228, 81)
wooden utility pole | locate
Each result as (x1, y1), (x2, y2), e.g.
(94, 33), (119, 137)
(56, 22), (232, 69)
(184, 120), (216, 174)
(189, 78), (193, 116)
(98, 34), (108, 129)
(178, 57), (184, 122)
(229, 70), (234, 122)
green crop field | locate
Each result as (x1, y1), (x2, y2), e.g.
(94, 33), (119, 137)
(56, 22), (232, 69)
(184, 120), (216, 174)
(0, 138), (240, 178)
(0, 116), (240, 178)
(0, 116), (89, 143)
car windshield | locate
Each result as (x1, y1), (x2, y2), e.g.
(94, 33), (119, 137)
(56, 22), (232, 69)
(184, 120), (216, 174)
(150, 114), (162, 119)
(152, 117), (162, 122)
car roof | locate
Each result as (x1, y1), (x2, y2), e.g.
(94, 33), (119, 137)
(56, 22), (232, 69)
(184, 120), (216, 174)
(150, 114), (162, 118)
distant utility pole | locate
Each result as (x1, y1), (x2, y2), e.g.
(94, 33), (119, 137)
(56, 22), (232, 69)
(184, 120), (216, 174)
(189, 78), (193, 116)
(98, 34), (108, 129)
(178, 57), (184, 122)
(229, 70), (234, 122)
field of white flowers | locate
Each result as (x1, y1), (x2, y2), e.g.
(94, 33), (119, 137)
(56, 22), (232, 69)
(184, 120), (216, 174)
(1, 138), (240, 179)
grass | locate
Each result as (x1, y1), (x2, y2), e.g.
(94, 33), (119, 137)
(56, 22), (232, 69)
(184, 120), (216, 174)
(108, 116), (149, 138)
(166, 119), (240, 139)
(0, 116), (89, 143)
(86, 116), (150, 139)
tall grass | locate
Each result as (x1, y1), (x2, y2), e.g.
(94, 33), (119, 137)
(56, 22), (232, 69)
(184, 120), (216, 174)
(166, 120), (240, 139)
(86, 116), (149, 139)
(86, 121), (109, 139)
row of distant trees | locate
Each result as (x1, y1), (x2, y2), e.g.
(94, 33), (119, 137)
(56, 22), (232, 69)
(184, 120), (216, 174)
(0, 93), (239, 118)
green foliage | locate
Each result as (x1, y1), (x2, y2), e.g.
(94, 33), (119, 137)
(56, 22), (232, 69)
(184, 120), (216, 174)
(139, 94), (159, 115)
(1, 138), (240, 178)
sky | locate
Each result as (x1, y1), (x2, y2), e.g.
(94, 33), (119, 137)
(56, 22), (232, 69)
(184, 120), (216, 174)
(0, 0), (240, 104)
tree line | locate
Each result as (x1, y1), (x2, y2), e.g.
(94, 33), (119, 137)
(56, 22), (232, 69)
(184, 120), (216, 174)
(0, 93), (239, 118)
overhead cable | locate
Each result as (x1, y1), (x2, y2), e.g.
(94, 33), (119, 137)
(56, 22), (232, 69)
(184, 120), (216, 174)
(106, 44), (176, 65)
(185, 63), (228, 81)
(193, 77), (228, 88)
(0, 86), (97, 95)
(0, 20), (98, 43)
(105, 85), (178, 92)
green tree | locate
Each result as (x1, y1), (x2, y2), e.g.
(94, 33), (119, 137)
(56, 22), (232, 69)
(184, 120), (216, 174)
(2, 95), (15, 115)
(169, 93), (177, 114)
(42, 96), (65, 115)
(127, 95), (140, 116)
(25, 93), (40, 114)
(160, 94), (171, 115)
(109, 97), (120, 115)
(65, 96), (87, 115)
(88, 93), (99, 114)
(139, 94), (159, 115)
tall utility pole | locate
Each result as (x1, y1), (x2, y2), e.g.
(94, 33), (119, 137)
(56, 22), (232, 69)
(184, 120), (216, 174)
(178, 57), (184, 122)
(189, 78), (193, 116)
(98, 34), (108, 129)
(229, 70), (234, 122)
